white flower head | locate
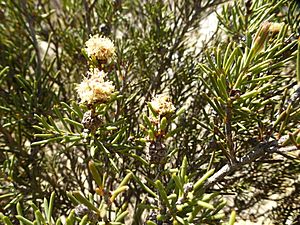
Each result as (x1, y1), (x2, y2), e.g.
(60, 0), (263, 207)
(76, 68), (115, 106)
(85, 34), (115, 63)
(150, 94), (175, 116)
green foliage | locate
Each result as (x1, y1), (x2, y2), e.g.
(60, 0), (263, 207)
(1, 0), (300, 224)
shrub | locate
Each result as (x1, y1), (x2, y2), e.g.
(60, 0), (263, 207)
(0, 0), (299, 224)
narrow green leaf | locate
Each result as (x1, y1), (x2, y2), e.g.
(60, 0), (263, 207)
(278, 116), (291, 137)
(72, 191), (100, 213)
(239, 89), (259, 100)
(64, 118), (84, 128)
(175, 106), (186, 117)
(148, 102), (159, 117)
(53, 105), (71, 132)
(217, 75), (228, 99)
(202, 93), (225, 117)
(32, 125), (45, 132)
(130, 153), (149, 166)
(193, 169), (215, 192)
(109, 217), (124, 224)
(110, 186), (129, 203)
(193, 117), (212, 131)
(0, 106), (10, 112)
(34, 134), (54, 138)
(2, 216), (14, 225)
(48, 192), (55, 224)
(0, 193), (15, 199)
(180, 156), (187, 182)
(79, 215), (89, 225)
(208, 72), (224, 98)
(274, 39), (297, 57)
(206, 51), (218, 72)
(115, 211), (129, 222)
(198, 76), (219, 99)
(143, 114), (155, 132)
(248, 59), (272, 73)
(223, 42), (234, 68)
(213, 199), (227, 215)
(209, 213), (225, 220)
(109, 158), (120, 173)
(148, 129), (155, 140)
(273, 110), (287, 129)
(243, 75), (273, 84)
(43, 198), (49, 220)
(118, 173), (132, 188)
(55, 217), (61, 225)
(297, 38), (300, 83)
(198, 63), (213, 74)
(16, 202), (24, 225)
(89, 160), (103, 187)
(233, 70), (247, 90)
(15, 75), (31, 94)
(34, 114), (52, 130)
(160, 117), (168, 131)
(207, 149), (216, 172)
(65, 210), (75, 225)
(228, 210), (236, 225)
(188, 205), (201, 222)
(155, 180), (171, 209)
(34, 210), (46, 225)
(132, 174), (157, 198)
(48, 116), (60, 133)
(167, 193), (177, 200)
(225, 47), (239, 73)
(215, 46), (222, 69)
(71, 101), (84, 119)
(197, 200), (214, 210)
(31, 139), (49, 146)
(66, 192), (80, 205)
(172, 174), (184, 194)
(0, 66), (9, 85)
(28, 202), (39, 212)
(202, 192), (219, 202)
(175, 216), (187, 225)
(111, 133), (122, 144)
(146, 221), (157, 225)
(15, 216), (34, 225)
(0, 66), (9, 77)
(278, 24), (288, 42)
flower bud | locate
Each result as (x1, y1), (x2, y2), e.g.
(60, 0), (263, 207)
(252, 22), (271, 54)
(159, 117), (168, 131)
(269, 22), (284, 33)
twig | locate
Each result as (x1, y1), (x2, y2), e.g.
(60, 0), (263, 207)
(18, 1), (42, 78)
(225, 99), (236, 164)
(203, 140), (299, 190)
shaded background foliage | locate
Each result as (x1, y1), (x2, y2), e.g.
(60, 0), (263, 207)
(0, 0), (300, 224)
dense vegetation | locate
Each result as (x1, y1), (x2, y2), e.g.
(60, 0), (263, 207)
(1, 0), (299, 224)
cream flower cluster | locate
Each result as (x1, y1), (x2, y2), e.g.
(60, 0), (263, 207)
(76, 68), (115, 105)
(77, 35), (116, 107)
(150, 94), (175, 116)
(85, 34), (115, 62)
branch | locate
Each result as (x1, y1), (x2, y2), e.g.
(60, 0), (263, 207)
(203, 140), (299, 190)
